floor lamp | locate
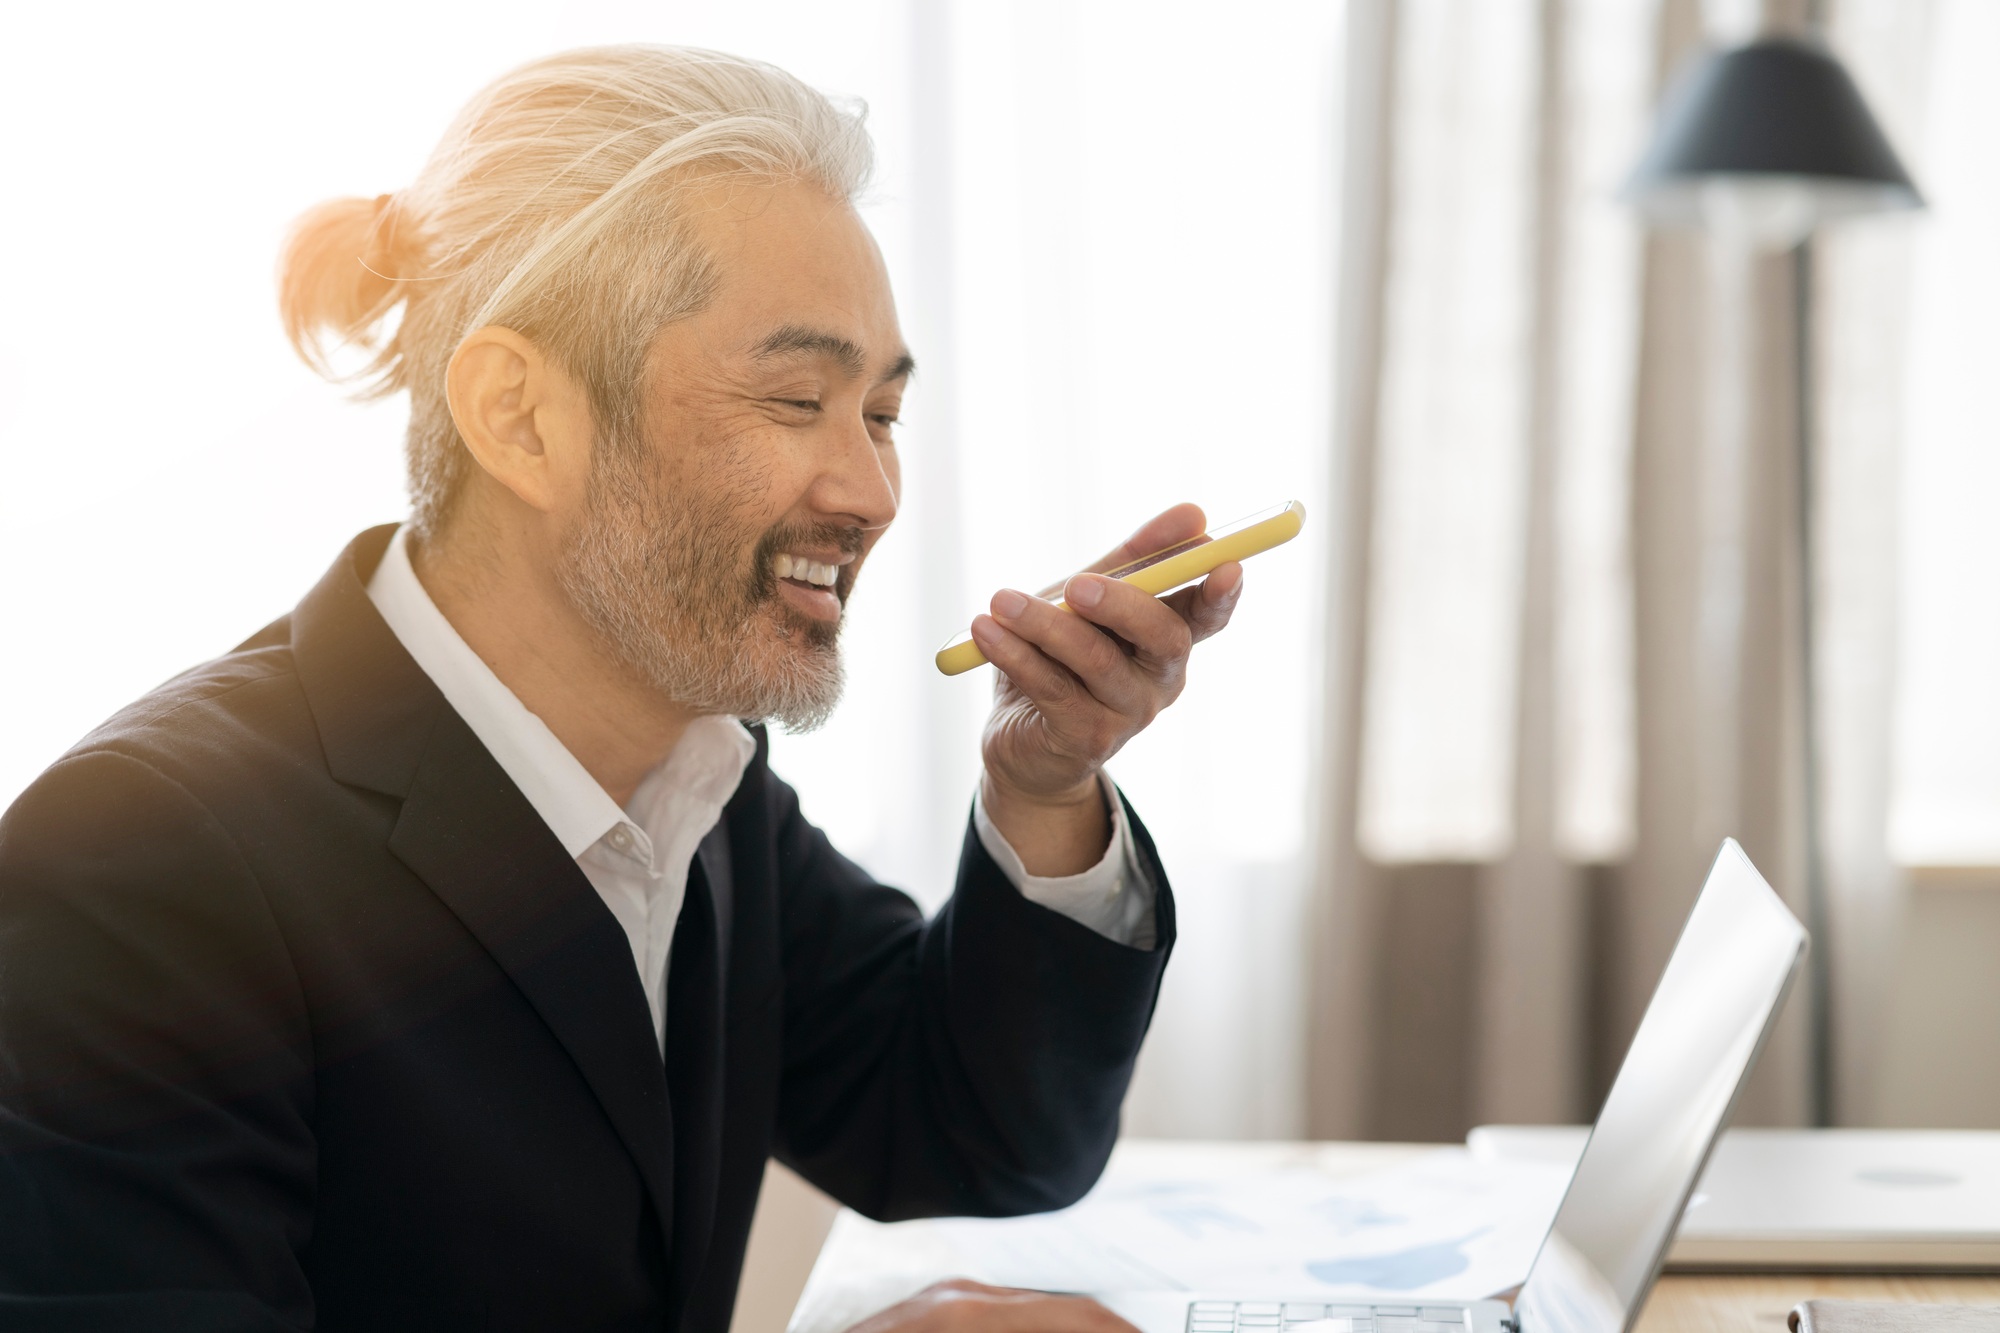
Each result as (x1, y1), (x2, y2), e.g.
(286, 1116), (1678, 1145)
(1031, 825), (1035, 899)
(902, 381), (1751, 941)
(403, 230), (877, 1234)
(1621, 33), (1922, 1128)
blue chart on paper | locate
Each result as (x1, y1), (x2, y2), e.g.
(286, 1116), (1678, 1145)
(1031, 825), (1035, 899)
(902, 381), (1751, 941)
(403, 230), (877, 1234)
(1149, 1201), (1262, 1239)
(927, 1153), (1569, 1300)
(1314, 1196), (1407, 1233)
(1306, 1231), (1486, 1291)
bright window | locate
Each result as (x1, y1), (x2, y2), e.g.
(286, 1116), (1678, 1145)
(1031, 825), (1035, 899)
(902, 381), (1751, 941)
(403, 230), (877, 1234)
(1888, 0), (2000, 866)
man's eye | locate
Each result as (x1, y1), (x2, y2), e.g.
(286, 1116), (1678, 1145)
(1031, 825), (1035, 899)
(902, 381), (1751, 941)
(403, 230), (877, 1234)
(778, 399), (821, 413)
(870, 414), (900, 429)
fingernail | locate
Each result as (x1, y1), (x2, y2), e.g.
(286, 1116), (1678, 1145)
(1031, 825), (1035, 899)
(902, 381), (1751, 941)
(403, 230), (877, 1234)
(970, 615), (1001, 647)
(992, 589), (1028, 620)
(1066, 576), (1104, 609)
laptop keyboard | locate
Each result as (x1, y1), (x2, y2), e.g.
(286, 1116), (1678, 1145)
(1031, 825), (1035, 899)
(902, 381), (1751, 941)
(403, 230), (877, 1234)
(1186, 1303), (1471, 1333)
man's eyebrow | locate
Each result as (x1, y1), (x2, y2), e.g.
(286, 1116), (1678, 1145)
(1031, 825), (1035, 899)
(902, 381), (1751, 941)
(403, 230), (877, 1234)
(751, 324), (916, 386)
(752, 325), (867, 377)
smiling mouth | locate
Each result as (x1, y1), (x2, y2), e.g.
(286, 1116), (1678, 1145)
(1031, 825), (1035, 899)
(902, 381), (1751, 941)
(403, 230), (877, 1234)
(764, 550), (854, 633)
(771, 552), (841, 589)
(751, 524), (865, 635)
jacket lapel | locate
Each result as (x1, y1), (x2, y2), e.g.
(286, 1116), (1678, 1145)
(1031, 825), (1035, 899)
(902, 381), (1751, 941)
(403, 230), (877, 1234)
(291, 526), (679, 1264)
(388, 714), (679, 1257)
(695, 821), (734, 997)
(663, 848), (727, 1322)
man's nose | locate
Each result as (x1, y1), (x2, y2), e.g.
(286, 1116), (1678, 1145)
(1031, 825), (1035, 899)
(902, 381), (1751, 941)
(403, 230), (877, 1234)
(813, 413), (899, 531)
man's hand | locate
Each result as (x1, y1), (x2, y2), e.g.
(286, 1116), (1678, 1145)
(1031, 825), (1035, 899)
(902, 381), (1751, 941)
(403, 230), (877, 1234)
(845, 1280), (1142, 1333)
(971, 503), (1243, 877)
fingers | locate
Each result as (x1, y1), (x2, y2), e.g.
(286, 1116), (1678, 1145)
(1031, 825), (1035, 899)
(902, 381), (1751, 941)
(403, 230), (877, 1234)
(1067, 556), (1244, 662)
(976, 559), (1245, 714)
(1161, 560), (1244, 646)
(1060, 573), (1194, 680)
(844, 1280), (1141, 1333)
(950, 1286), (1137, 1332)
(1081, 502), (1207, 576)
(989, 1293), (1141, 1333)
(978, 587), (1157, 720)
(970, 606), (1096, 724)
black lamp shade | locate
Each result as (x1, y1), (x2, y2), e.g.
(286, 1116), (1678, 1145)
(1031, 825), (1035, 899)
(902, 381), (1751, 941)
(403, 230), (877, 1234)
(1625, 37), (1922, 236)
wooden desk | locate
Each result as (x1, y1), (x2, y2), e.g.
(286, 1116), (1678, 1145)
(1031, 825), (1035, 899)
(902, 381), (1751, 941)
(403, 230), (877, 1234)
(785, 1141), (1999, 1333)
(1638, 1275), (2000, 1333)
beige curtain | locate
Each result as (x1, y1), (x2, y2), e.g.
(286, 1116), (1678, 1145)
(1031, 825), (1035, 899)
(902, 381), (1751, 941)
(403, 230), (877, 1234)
(1307, 0), (1926, 1139)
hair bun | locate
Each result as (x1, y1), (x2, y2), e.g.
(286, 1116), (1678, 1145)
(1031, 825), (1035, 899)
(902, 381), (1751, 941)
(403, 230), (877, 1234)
(278, 193), (408, 379)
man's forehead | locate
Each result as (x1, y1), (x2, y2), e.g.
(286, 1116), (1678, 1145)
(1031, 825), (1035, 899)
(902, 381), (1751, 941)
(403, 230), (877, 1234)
(749, 322), (915, 384)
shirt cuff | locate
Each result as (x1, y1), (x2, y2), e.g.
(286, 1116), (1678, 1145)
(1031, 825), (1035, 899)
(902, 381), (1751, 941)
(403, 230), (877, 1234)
(972, 772), (1157, 950)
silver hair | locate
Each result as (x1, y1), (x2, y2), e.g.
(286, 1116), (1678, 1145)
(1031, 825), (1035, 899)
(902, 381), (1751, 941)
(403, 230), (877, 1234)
(278, 45), (874, 537)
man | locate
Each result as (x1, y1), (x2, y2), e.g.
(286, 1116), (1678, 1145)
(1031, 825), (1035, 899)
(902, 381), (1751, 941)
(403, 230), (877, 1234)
(0, 46), (1244, 1333)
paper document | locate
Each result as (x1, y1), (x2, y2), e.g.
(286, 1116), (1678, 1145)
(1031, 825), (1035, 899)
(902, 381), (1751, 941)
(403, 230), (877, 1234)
(929, 1148), (1573, 1301)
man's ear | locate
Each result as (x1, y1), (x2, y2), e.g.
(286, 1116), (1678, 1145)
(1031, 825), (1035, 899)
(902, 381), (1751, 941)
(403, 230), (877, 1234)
(445, 326), (595, 514)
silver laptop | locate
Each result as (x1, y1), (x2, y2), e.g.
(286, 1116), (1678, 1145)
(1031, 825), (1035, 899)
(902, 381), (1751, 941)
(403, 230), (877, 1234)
(1468, 1126), (2000, 1270)
(1119, 838), (1807, 1333)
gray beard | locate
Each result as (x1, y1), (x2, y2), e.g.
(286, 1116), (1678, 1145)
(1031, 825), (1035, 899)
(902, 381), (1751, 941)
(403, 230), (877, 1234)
(554, 449), (849, 733)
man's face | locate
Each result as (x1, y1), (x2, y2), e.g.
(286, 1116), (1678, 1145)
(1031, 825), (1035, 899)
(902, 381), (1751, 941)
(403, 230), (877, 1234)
(556, 179), (911, 730)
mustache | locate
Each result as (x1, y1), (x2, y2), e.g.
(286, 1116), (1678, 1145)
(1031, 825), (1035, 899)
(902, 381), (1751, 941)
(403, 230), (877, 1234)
(750, 522), (865, 602)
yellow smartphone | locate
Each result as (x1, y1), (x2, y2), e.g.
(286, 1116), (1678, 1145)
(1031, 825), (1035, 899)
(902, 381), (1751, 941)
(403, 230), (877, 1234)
(934, 500), (1307, 677)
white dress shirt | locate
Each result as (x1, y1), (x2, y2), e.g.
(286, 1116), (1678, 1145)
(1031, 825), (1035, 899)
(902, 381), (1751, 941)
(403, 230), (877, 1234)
(366, 526), (1153, 1050)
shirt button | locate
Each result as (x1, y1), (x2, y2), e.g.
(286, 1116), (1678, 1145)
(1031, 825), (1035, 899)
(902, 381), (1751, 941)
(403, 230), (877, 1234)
(608, 826), (633, 851)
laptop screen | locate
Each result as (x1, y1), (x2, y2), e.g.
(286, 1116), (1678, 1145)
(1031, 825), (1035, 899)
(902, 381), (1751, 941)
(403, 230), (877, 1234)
(1514, 840), (1807, 1333)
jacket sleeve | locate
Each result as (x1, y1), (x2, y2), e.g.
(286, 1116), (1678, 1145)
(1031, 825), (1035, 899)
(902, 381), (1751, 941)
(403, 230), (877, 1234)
(765, 762), (1176, 1222)
(0, 750), (316, 1332)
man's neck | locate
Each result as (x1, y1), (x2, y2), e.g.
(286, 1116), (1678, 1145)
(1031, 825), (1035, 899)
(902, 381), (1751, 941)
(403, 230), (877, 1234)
(409, 525), (697, 807)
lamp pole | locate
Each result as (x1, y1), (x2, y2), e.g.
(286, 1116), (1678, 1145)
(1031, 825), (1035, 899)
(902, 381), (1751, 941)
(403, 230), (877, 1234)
(1621, 26), (1921, 1129)
(1791, 233), (1833, 1128)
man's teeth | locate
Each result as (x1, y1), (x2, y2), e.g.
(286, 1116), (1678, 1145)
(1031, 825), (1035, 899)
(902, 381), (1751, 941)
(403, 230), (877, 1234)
(773, 553), (839, 588)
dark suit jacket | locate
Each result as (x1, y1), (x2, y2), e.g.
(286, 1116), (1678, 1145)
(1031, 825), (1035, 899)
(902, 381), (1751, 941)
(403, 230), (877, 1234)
(0, 526), (1175, 1333)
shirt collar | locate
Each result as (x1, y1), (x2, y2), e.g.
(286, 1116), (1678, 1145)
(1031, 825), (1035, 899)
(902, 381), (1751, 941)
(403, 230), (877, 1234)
(365, 524), (749, 859)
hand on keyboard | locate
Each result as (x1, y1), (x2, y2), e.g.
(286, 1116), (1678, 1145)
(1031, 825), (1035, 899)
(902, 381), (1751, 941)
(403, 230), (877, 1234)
(844, 1279), (1140, 1333)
